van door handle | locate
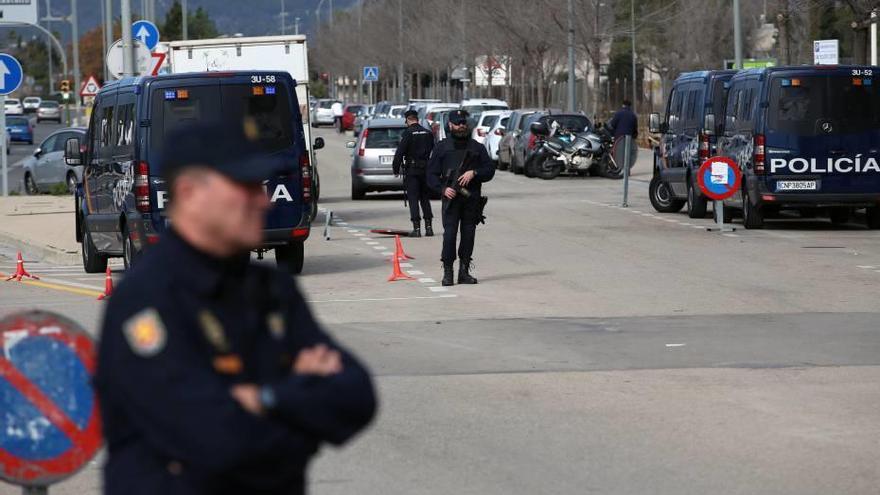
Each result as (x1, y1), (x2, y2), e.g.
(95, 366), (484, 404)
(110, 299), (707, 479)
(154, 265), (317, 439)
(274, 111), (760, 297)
(829, 149), (846, 156)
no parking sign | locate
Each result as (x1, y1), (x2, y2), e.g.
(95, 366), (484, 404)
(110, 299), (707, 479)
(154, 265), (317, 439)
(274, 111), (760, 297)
(0, 311), (102, 488)
(697, 156), (741, 231)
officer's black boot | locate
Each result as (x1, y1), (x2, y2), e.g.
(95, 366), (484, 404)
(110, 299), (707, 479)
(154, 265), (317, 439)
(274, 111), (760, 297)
(442, 262), (454, 286)
(458, 258), (478, 284)
(410, 221), (421, 238)
(425, 220), (434, 237)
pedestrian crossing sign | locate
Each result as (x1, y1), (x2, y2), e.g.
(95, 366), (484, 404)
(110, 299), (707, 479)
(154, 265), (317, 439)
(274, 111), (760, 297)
(363, 66), (379, 82)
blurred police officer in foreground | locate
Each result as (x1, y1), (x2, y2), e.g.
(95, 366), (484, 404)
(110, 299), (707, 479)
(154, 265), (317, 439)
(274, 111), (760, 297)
(392, 109), (435, 237)
(427, 110), (495, 286)
(94, 121), (376, 495)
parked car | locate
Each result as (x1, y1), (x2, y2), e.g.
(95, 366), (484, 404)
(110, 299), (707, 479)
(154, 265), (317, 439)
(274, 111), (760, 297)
(348, 118), (407, 199)
(310, 98), (339, 127)
(36, 100), (62, 123)
(430, 110), (455, 141)
(341, 104), (365, 131)
(647, 70), (736, 217)
(497, 109), (541, 170)
(388, 104), (407, 118)
(23, 97), (42, 113)
(418, 102), (458, 127)
(22, 127), (86, 195)
(460, 98), (508, 122)
(6, 116), (34, 144)
(511, 112), (550, 174)
(4, 98), (24, 115)
(471, 109), (507, 145)
(484, 111), (511, 164)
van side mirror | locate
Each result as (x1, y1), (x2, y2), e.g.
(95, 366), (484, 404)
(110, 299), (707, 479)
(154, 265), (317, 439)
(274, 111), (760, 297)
(64, 137), (82, 166)
(530, 121), (549, 136)
(313, 137), (325, 150)
(649, 113), (661, 134)
(703, 114), (716, 136)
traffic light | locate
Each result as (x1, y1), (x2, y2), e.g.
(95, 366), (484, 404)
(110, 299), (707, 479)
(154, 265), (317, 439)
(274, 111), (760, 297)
(60, 79), (70, 93)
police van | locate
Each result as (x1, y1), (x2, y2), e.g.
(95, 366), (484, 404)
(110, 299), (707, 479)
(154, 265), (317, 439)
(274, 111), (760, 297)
(648, 70), (736, 217)
(716, 65), (880, 229)
(64, 71), (323, 273)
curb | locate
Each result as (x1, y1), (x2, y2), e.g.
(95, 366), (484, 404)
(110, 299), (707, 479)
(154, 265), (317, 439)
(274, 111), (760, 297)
(0, 230), (81, 266)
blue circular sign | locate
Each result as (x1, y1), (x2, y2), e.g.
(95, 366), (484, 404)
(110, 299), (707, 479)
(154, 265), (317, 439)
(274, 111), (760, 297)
(0, 54), (24, 96)
(132, 20), (161, 51)
(0, 311), (102, 487)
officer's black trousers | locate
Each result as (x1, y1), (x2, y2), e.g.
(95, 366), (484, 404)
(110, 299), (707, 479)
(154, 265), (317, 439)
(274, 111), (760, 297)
(441, 196), (479, 263)
(405, 172), (433, 222)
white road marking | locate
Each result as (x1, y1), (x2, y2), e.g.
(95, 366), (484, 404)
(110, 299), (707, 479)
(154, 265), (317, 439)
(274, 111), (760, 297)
(380, 252), (394, 256)
(366, 241), (379, 245)
(722, 233), (739, 238)
(372, 246), (385, 250)
(308, 294), (457, 303)
(691, 225), (704, 229)
(665, 343), (686, 348)
(353, 233), (366, 237)
(428, 286), (449, 292)
(418, 278), (437, 283)
(407, 270), (425, 275)
(856, 265), (876, 269)
(399, 263), (413, 268)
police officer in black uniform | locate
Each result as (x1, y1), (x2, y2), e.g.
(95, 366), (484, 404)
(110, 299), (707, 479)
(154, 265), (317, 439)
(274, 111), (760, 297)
(392, 109), (435, 237)
(94, 122), (376, 495)
(427, 109), (495, 286)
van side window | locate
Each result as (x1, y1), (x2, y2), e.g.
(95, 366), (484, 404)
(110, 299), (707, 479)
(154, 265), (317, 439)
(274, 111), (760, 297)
(115, 103), (135, 149)
(736, 88), (755, 132)
(684, 88), (704, 130)
(667, 88), (684, 132)
(99, 104), (115, 150)
(724, 88), (741, 135)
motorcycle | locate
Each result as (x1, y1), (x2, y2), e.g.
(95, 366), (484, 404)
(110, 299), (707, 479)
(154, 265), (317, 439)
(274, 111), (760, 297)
(525, 121), (631, 180)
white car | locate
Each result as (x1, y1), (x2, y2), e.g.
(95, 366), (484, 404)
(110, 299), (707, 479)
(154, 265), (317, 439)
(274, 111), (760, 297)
(472, 109), (509, 145)
(23, 97), (42, 113)
(459, 98), (508, 122)
(310, 99), (339, 127)
(4, 98), (24, 115)
(484, 111), (511, 163)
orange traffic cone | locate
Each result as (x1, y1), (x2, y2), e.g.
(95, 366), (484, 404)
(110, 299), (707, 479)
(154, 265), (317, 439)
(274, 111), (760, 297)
(393, 235), (415, 261)
(388, 241), (415, 282)
(97, 266), (113, 300)
(5, 252), (39, 281)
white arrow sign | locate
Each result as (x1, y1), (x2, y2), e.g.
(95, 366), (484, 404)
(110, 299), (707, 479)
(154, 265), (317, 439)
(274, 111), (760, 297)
(0, 60), (10, 92)
(135, 25), (150, 46)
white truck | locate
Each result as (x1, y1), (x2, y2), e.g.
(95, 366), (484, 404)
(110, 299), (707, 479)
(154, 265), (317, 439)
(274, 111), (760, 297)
(164, 35), (320, 207)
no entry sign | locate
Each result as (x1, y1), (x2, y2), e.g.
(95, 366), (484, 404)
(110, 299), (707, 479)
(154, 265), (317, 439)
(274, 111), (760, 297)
(0, 311), (102, 487)
(697, 156), (742, 201)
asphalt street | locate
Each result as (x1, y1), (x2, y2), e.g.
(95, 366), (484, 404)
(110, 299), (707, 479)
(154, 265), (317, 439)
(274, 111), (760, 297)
(0, 127), (878, 494)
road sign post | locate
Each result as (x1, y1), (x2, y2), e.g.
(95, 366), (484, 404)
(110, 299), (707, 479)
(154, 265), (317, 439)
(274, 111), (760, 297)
(0, 311), (103, 493)
(696, 156), (742, 232)
(621, 135), (632, 207)
(363, 67), (379, 106)
(0, 54), (23, 196)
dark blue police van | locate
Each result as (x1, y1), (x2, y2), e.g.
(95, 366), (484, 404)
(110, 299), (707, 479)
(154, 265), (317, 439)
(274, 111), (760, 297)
(64, 71), (323, 273)
(716, 65), (880, 229)
(649, 70), (737, 218)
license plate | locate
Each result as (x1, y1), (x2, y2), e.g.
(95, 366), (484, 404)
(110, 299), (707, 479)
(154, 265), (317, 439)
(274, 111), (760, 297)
(380, 155), (394, 165)
(776, 180), (817, 191)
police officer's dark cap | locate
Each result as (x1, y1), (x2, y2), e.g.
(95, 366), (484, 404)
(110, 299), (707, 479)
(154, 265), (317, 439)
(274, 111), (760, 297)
(448, 109), (470, 125)
(404, 109), (418, 119)
(161, 120), (288, 184)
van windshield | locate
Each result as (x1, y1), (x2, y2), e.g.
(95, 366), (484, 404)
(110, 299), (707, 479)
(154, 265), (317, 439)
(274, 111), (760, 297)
(151, 81), (295, 163)
(768, 75), (880, 135)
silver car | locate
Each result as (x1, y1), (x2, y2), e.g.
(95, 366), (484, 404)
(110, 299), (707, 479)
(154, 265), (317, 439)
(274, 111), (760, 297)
(22, 128), (86, 194)
(36, 100), (62, 123)
(348, 118), (406, 199)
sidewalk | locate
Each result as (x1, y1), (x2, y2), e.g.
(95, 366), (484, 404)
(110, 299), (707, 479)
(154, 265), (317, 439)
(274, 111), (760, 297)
(0, 195), (80, 265)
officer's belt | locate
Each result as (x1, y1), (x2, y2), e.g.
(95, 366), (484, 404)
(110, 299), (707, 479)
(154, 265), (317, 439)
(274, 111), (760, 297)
(405, 159), (428, 169)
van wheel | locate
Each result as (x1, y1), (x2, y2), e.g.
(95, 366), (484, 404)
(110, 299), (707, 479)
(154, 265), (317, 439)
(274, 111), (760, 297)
(866, 207), (880, 229)
(649, 175), (685, 213)
(742, 187), (764, 229)
(829, 207), (850, 225)
(122, 228), (138, 271)
(276, 241), (304, 275)
(82, 224), (108, 274)
(686, 178), (708, 218)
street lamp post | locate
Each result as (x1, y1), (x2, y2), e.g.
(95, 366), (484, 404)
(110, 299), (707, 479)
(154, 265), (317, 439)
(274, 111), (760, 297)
(630, 0), (636, 112)
(567, 0), (576, 112)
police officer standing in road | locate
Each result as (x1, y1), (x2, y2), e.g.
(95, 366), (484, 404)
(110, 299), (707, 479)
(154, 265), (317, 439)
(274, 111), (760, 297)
(427, 109), (495, 286)
(607, 99), (638, 174)
(392, 109), (435, 237)
(94, 121), (376, 495)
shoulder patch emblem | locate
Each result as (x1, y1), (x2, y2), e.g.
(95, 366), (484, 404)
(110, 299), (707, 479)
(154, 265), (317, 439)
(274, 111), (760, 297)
(267, 312), (285, 340)
(123, 308), (167, 357)
(198, 310), (230, 353)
